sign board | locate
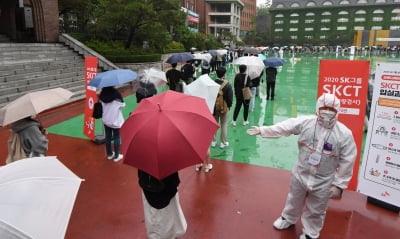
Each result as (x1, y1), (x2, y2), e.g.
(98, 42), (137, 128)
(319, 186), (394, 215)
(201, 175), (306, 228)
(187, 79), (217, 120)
(358, 62), (400, 207)
(83, 57), (98, 140)
(318, 60), (370, 190)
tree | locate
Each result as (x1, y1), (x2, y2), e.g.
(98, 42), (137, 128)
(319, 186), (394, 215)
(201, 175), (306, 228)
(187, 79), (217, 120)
(89, 0), (186, 49)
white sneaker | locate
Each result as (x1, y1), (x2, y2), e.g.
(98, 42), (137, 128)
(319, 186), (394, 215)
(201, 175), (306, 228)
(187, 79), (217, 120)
(232, 121), (236, 126)
(243, 120), (249, 126)
(107, 152), (115, 160)
(211, 140), (217, 147)
(113, 154), (123, 162)
(220, 142), (229, 149)
(273, 217), (293, 230)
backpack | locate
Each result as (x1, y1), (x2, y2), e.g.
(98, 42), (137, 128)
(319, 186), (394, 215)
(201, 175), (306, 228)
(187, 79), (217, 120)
(215, 80), (229, 114)
(92, 101), (103, 119)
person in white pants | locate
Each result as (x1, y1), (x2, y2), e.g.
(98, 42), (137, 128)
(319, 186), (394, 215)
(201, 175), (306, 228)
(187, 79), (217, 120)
(247, 93), (357, 239)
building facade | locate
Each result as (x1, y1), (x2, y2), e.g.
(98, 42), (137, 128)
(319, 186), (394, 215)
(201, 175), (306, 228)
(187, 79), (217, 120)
(269, 0), (400, 47)
(0, 0), (59, 42)
(182, 0), (257, 41)
(239, 0), (257, 38)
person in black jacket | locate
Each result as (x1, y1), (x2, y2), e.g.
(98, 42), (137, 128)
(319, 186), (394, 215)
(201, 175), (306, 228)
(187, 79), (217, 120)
(166, 63), (182, 92)
(138, 170), (187, 238)
(232, 64), (251, 126)
(266, 66), (278, 100)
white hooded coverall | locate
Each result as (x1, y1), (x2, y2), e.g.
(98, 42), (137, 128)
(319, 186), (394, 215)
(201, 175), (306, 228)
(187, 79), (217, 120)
(258, 94), (357, 238)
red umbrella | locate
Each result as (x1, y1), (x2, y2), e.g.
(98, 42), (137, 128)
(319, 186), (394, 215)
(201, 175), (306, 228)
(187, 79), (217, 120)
(121, 90), (219, 179)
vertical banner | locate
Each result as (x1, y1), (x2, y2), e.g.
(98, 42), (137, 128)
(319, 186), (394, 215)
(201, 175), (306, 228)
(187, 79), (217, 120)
(318, 60), (370, 190)
(83, 56), (98, 140)
(358, 63), (400, 207)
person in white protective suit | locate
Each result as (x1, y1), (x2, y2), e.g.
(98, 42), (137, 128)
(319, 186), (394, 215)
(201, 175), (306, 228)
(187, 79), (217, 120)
(246, 93), (357, 239)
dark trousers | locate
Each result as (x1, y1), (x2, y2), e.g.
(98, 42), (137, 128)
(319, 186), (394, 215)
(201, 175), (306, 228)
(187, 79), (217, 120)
(104, 125), (121, 157)
(266, 81), (276, 99)
(233, 98), (250, 121)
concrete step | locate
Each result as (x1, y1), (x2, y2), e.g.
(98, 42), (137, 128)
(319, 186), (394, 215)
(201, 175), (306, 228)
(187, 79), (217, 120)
(0, 66), (84, 83)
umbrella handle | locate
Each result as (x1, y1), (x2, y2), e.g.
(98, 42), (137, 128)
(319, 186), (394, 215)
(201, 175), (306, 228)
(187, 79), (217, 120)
(157, 103), (162, 112)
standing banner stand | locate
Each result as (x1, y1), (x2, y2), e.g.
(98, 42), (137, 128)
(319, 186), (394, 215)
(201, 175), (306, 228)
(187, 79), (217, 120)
(317, 59), (370, 190)
(358, 62), (400, 213)
(83, 56), (99, 141)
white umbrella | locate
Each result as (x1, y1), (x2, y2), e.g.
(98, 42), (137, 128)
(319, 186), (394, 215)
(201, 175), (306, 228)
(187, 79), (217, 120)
(0, 88), (74, 126)
(183, 74), (220, 113)
(193, 53), (212, 63)
(0, 156), (83, 239)
(233, 56), (265, 80)
(138, 67), (167, 86)
(216, 49), (228, 56)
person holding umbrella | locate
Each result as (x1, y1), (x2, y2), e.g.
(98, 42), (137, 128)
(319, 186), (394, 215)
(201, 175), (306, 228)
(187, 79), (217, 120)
(266, 66), (278, 100)
(99, 87), (125, 162)
(7, 116), (48, 163)
(232, 64), (251, 126)
(166, 63), (183, 92)
(138, 169), (187, 239)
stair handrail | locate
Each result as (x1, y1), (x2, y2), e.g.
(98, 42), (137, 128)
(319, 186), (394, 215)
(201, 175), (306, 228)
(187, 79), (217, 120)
(59, 33), (118, 71)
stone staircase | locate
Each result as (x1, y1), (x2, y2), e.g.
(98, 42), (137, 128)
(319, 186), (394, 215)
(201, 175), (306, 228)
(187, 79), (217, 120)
(0, 42), (87, 108)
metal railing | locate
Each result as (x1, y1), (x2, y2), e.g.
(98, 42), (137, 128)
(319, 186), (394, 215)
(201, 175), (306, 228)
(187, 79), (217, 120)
(59, 33), (118, 71)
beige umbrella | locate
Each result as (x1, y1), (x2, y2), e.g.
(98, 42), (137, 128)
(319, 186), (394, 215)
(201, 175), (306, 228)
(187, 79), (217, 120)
(0, 88), (73, 126)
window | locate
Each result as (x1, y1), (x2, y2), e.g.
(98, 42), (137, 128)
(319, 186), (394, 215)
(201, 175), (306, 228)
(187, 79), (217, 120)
(305, 28), (314, 31)
(354, 26), (365, 30)
(306, 12), (315, 16)
(304, 35), (313, 39)
(371, 26), (383, 30)
(276, 4), (284, 8)
(275, 20), (284, 24)
(337, 26), (347, 30)
(357, 0), (367, 3)
(321, 19), (331, 23)
(275, 14), (284, 18)
(320, 35), (327, 39)
(373, 9), (384, 14)
(392, 8), (400, 13)
(290, 20), (299, 24)
(291, 35), (298, 39)
(305, 19), (314, 23)
(392, 16), (400, 21)
(338, 18), (349, 22)
(339, 0), (350, 4)
(291, 3), (300, 7)
(338, 11), (349, 15)
(275, 28), (283, 32)
(375, 0), (386, 3)
(355, 17), (366, 22)
(322, 11), (332, 16)
(289, 28), (298, 32)
(321, 27), (330, 31)
(306, 2), (316, 6)
(390, 26), (400, 30)
(373, 17), (383, 22)
(355, 10), (366, 14)
(290, 13), (300, 17)
(322, 1), (333, 5)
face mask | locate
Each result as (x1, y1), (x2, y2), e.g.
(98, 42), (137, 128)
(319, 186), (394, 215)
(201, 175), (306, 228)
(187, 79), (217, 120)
(319, 109), (336, 119)
(318, 109), (337, 128)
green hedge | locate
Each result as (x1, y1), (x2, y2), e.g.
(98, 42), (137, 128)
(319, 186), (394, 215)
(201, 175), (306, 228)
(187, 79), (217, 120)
(104, 54), (162, 63)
